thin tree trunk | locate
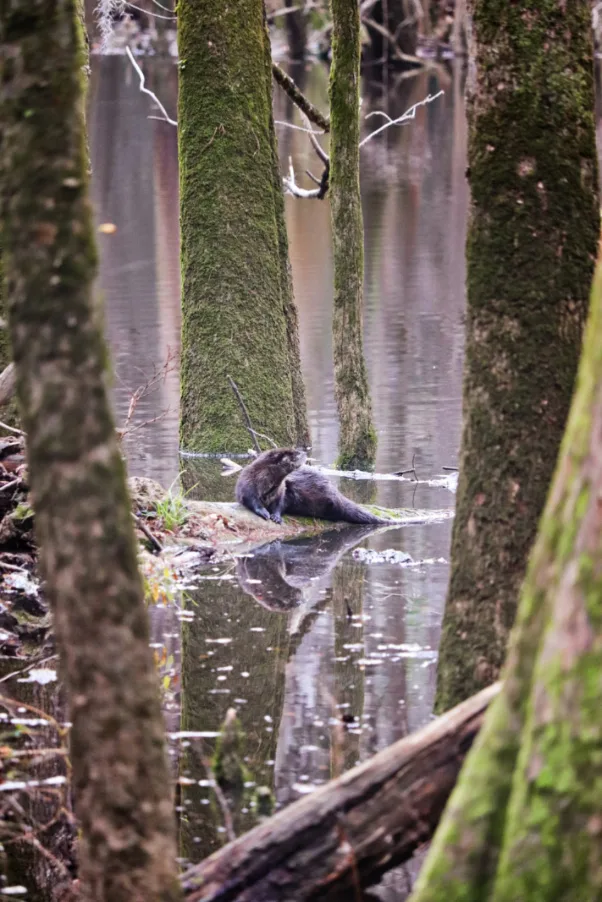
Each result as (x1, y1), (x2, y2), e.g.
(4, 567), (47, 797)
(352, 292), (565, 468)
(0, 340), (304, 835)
(178, 0), (309, 453)
(0, 5), (181, 900)
(435, 0), (599, 712)
(284, 0), (307, 60)
(329, 0), (377, 470)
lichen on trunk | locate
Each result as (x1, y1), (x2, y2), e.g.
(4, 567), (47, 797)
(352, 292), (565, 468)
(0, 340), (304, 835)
(435, 0), (599, 712)
(0, 5), (181, 900)
(178, 0), (308, 453)
(329, 0), (377, 470)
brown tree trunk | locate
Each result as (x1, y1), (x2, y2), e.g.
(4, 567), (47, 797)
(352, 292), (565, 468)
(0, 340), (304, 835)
(435, 0), (599, 712)
(0, 4), (181, 900)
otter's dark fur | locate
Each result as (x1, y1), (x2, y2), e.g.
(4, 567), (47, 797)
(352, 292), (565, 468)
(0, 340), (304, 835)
(236, 448), (307, 524)
(235, 447), (394, 525)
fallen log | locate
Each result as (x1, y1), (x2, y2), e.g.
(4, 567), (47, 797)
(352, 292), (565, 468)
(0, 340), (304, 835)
(182, 682), (500, 901)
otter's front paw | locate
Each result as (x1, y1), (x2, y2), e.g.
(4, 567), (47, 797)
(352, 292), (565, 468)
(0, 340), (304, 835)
(271, 512), (283, 525)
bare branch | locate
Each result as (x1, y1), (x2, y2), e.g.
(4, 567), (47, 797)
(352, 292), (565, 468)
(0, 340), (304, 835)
(126, 1), (175, 18)
(227, 375), (262, 453)
(300, 110), (329, 163)
(125, 45), (177, 126)
(272, 63), (330, 132)
(359, 90), (444, 147)
(274, 121), (326, 135)
(283, 157), (323, 199)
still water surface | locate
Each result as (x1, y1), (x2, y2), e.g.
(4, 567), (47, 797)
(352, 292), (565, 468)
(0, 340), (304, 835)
(88, 56), (467, 895)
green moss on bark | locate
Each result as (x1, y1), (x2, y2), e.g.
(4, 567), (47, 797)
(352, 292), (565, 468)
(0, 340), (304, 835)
(0, 5), (181, 900)
(178, 0), (308, 453)
(329, 0), (377, 470)
(435, 0), (599, 712)
(411, 251), (602, 902)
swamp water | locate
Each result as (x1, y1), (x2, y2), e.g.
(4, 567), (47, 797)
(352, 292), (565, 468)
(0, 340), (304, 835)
(3, 58), (468, 900)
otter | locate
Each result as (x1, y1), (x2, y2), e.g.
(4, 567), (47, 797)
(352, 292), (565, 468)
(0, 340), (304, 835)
(235, 447), (395, 525)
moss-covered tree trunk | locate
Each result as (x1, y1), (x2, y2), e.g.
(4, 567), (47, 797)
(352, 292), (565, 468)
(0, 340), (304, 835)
(0, 5), (181, 901)
(435, 0), (599, 711)
(178, 0), (309, 453)
(329, 0), (377, 470)
(410, 249), (602, 902)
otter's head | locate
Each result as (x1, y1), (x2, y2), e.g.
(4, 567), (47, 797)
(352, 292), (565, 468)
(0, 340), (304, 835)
(262, 447), (306, 475)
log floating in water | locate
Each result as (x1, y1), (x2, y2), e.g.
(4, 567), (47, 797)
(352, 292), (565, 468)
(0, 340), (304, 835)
(181, 682), (500, 901)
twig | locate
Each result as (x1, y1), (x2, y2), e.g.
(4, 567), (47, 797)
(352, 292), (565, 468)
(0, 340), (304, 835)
(283, 157), (323, 199)
(272, 63), (330, 132)
(274, 121), (326, 135)
(0, 478), (21, 493)
(393, 453), (417, 481)
(0, 655), (58, 685)
(227, 376), (261, 453)
(0, 560), (30, 572)
(442, 466), (459, 472)
(0, 420), (24, 436)
(132, 513), (163, 553)
(125, 45), (177, 126)
(202, 758), (236, 844)
(248, 428), (277, 449)
(126, 0), (175, 18)
(359, 90), (444, 148)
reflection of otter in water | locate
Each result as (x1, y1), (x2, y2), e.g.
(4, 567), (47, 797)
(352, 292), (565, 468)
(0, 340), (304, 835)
(236, 448), (394, 525)
(237, 526), (378, 612)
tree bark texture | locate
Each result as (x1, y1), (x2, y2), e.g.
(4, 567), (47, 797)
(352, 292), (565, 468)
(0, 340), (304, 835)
(411, 252), (602, 902)
(178, 0), (309, 453)
(0, 5), (181, 901)
(435, 0), (599, 711)
(329, 0), (377, 470)
(181, 683), (498, 901)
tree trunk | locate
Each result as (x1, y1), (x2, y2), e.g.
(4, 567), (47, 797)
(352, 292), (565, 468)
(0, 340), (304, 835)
(410, 249), (602, 902)
(181, 683), (498, 901)
(0, 5), (181, 901)
(178, 0), (309, 453)
(329, 0), (377, 470)
(284, 0), (307, 60)
(435, 0), (599, 712)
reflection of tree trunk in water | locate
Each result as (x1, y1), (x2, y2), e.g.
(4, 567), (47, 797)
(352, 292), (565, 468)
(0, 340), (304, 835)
(179, 579), (291, 862)
(451, 0), (467, 55)
(284, 0), (307, 60)
(435, 0), (599, 712)
(3, 678), (75, 902)
(332, 559), (366, 775)
(330, 0), (377, 469)
(178, 0), (308, 453)
(363, 0), (420, 66)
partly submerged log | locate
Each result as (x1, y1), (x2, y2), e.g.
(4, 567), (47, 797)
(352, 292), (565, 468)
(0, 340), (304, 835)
(181, 682), (500, 901)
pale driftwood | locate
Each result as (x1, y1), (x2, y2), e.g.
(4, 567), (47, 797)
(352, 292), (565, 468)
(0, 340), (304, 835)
(181, 682), (500, 901)
(0, 362), (15, 407)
